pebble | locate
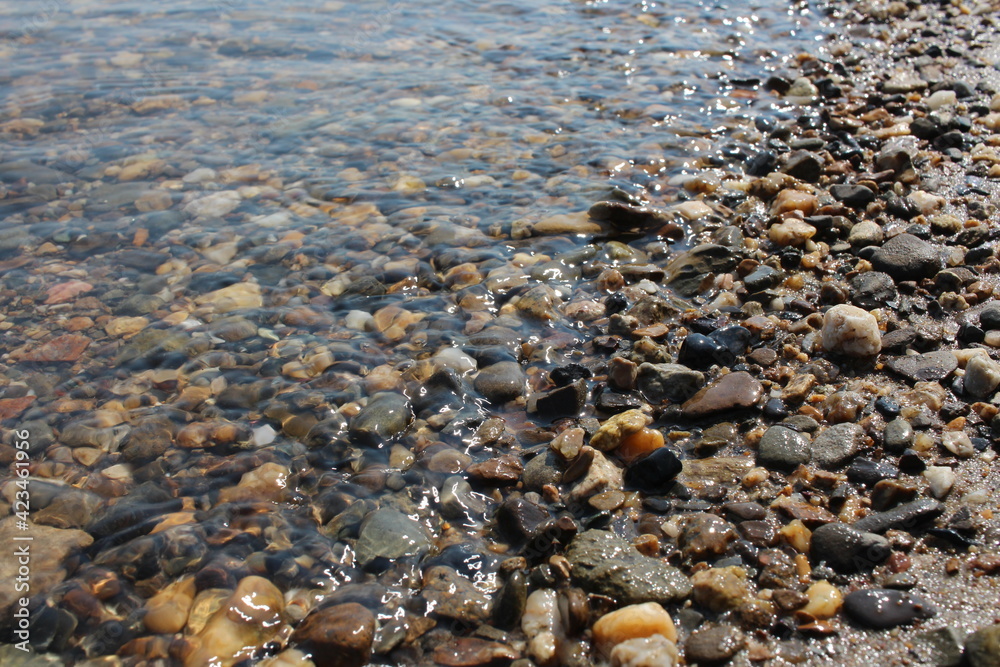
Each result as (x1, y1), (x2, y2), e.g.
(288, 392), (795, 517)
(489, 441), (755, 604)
(757, 425), (811, 471)
(592, 602), (676, 655)
(809, 523), (889, 572)
(853, 498), (944, 534)
(883, 418), (915, 451)
(843, 589), (936, 629)
(677, 513), (737, 560)
(800, 580), (843, 620)
(769, 219), (817, 246)
(924, 466), (956, 498)
(636, 363), (704, 403)
(566, 530), (691, 604)
(609, 635), (679, 667)
(354, 508), (432, 570)
(185, 576), (284, 667)
(591, 409), (652, 451)
(290, 603), (376, 667)
(963, 354), (1000, 397)
(870, 233), (942, 281)
(979, 302), (1000, 330)
(0, 518), (92, 618)
(677, 333), (733, 369)
(887, 351), (958, 383)
(681, 371), (763, 418)
(684, 624), (745, 664)
(850, 272), (896, 309)
(474, 361), (526, 404)
(831, 184), (876, 209)
(349, 392), (413, 446)
(143, 576), (196, 634)
(821, 304), (882, 357)
(690, 566), (749, 613)
(810, 422), (865, 468)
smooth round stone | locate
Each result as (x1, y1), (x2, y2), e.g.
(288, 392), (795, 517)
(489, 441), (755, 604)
(884, 418), (915, 451)
(843, 589), (936, 629)
(757, 425), (811, 471)
(710, 326), (752, 357)
(821, 304), (881, 357)
(979, 302), (1000, 330)
(810, 422), (865, 468)
(870, 233), (942, 281)
(743, 265), (782, 293)
(474, 361), (526, 404)
(349, 392), (413, 446)
(810, 523), (889, 573)
(848, 220), (884, 247)
(592, 602), (677, 654)
(355, 509), (432, 570)
(677, 333), (733, 369)
(684, 623), (745, 663)
(624, 447), (683, 495)
(831, 184), (876, 209)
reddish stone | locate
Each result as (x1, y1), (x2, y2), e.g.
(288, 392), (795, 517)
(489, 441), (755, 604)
(466, 454), (523, 484)
(22, 334), (90, 362)
(44, 280), (93, 305)
(291, 602), (375, 667)
(0, 396), (34, 420)
(682, 371), (763, 418)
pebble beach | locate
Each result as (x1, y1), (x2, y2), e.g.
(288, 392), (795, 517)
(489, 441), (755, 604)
(1, 0), (1000, 665)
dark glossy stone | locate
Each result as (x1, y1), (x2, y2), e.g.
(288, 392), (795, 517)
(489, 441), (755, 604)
(531, 380), (587, 419)
(549, 364), (592, 387)
(743, 265), (782, 293)
(847, 458), (899, 486)
(843, 589), (936, 629)
(850, 271), (897, 309)
(624, 447), (683, 495)
(852, 498), (944, 534)
(678, 333), (733, 369)
(887, 351), (958, 383)
(709, 326), (752, 358)
(831, 184), (876, 208)
(810, 523), (889, 572)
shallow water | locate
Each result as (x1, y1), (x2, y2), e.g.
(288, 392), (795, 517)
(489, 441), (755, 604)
(0, 0), (836, 664)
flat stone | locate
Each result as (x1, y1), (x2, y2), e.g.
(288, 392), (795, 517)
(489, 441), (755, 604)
(811, 422), (865, 468)
(843, 589), (935, 629)
(850, 272), (896, 310)
(682, 371), (762, 418)
(830, 184), (876, 208)
(664, 244), (738, 296)
(870, 233), (941, 281)
(887, 351), (957, 383)
(21, 334), (91, 363)
(567, 529), (691, 605)
(588, 200), (673, 229)
(529, 379), (587, 418)
(431, 638), (519, 667)
(852, 498), (944, 534)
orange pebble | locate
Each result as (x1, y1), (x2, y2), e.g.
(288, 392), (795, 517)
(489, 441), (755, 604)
(617, 427), (665, 463)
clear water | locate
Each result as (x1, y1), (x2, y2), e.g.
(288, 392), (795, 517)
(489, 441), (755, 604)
(0, 0), (833, 664)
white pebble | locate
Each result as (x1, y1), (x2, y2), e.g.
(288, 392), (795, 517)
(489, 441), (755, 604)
(522, 589), (563, 667)
(252, 425), (277, 447)
(941, 431), (975, 458)
(924, 466), (956, 498)
(963, 354), (1000, 397)
(821, 304), (882, 357)
(925, 90), (957, 110)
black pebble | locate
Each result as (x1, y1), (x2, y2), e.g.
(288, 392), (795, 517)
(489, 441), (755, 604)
(624, 447), (683, 495)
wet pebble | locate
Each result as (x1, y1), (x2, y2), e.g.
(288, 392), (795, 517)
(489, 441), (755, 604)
(843, 589), (936, 629)
(810, 422), (865, 468)
(821, 304), (881, 357)
(354, 508), (432, 570)
(809, 523), (889, 572)
(757, 425), (811, 471)
(474, 361), (526, 404)
(290, 602), (375, 667)
(681, 372), (762, 418)
(684, 623), (745, 664)
(870, 233), (942, 281)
